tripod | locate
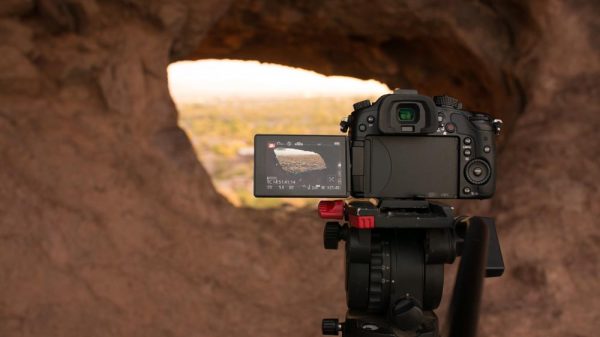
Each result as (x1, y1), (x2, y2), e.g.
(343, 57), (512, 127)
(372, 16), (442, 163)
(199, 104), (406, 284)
(318, 199), (504, 337)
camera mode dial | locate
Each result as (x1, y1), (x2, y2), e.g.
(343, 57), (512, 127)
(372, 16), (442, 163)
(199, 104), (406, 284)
(433, 95), (462, 109)
(353, 100), (372, 111)
(464, 159), (492, 185)
(469, 113), (491, 122)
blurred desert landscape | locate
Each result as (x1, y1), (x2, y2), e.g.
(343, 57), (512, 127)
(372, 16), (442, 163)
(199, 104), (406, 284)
(0, 1), (599, 337)
(176, 96), (364, 207)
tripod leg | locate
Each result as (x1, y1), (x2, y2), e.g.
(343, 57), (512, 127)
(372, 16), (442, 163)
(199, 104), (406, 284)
(443, 217), (489, 337)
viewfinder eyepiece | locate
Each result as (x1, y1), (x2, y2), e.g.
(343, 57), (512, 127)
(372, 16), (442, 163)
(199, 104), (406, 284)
(378, 92), (437, 134)
(397, 104), (418, 122)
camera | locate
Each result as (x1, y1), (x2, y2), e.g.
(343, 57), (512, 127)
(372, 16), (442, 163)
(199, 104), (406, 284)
(253, 89), (505, 337)
(254, 89), (502, 199)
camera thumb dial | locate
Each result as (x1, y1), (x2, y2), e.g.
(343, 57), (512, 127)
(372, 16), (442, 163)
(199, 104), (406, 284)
(433, 95), (462, 109)
(464, 159), (492, 185)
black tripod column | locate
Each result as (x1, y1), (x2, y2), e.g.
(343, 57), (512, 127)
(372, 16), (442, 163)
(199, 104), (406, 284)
(444, 217), (489, 337)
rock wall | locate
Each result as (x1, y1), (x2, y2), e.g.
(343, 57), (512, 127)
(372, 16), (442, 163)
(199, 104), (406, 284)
(193, 0), (539, 137)
(0, 1), (598, 337)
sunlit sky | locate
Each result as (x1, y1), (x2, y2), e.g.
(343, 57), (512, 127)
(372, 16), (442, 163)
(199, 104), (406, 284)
(167, 59), (390, 102)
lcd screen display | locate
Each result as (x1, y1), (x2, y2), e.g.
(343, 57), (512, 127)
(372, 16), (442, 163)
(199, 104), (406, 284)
(254, 135), (348, 197)
(368, 136), (459, 198)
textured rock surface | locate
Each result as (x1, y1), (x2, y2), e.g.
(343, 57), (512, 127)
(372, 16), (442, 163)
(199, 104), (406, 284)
(193, 0), (540, 138)
(0, 1), (598, 337)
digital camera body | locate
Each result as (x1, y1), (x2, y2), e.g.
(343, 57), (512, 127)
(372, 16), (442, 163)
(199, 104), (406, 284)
(253, 89), (502, 200)
(345, 89), (500, 199)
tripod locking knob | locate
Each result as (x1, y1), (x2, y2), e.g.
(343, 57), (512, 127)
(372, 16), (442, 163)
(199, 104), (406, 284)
(318, 200), (345, 219)
(324, 222), (346, 250)
(322, 318), (342, 335)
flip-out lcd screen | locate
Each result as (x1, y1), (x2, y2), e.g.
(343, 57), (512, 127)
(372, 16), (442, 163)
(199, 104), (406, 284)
(254, 135), (348, 197)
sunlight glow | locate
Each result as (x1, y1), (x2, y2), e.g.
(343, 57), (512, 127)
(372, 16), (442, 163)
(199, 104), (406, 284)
(167, 59), (390, 102)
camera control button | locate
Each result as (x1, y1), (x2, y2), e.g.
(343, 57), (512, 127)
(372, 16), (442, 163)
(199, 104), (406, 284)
(367, 116), (375, 123)
(463, 137), (472, 145)
(444, 123), (456, 133)
(463, 149), (472, 156)
(464, 159), (491, 185)
(463, 187), (472, 194)
(359, 124), (367, 132)
(483, 145), (491, 153)
(437, 113), (444, 122)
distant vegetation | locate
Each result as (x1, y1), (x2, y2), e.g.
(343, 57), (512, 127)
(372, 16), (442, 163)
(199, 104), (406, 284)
(177, 96), (373, 208)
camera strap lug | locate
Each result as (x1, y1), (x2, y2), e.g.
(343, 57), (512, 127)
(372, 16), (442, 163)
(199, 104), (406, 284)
(340, 117), (351, 132)
(492, 119), (503, 135)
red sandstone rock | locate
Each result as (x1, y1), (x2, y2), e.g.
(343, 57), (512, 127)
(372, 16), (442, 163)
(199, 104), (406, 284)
(0, 1), (598, 337)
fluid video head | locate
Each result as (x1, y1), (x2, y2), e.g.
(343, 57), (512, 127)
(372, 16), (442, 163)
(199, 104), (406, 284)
(254, 89), (503, 200)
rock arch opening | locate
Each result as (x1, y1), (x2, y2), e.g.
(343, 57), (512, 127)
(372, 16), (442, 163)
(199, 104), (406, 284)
(167, 59), (389, 207)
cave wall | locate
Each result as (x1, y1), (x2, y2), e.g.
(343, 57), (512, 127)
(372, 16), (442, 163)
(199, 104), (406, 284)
(0, 1), (599, 337)
(192, 0), (541, 138)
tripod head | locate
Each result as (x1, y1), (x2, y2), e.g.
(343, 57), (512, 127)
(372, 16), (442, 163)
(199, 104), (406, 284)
(318, 199), (504, 337)
(251, 91), (505, 336)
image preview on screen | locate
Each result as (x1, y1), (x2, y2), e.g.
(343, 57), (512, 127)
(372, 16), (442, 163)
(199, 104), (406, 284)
(254, 135), (348, 197)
